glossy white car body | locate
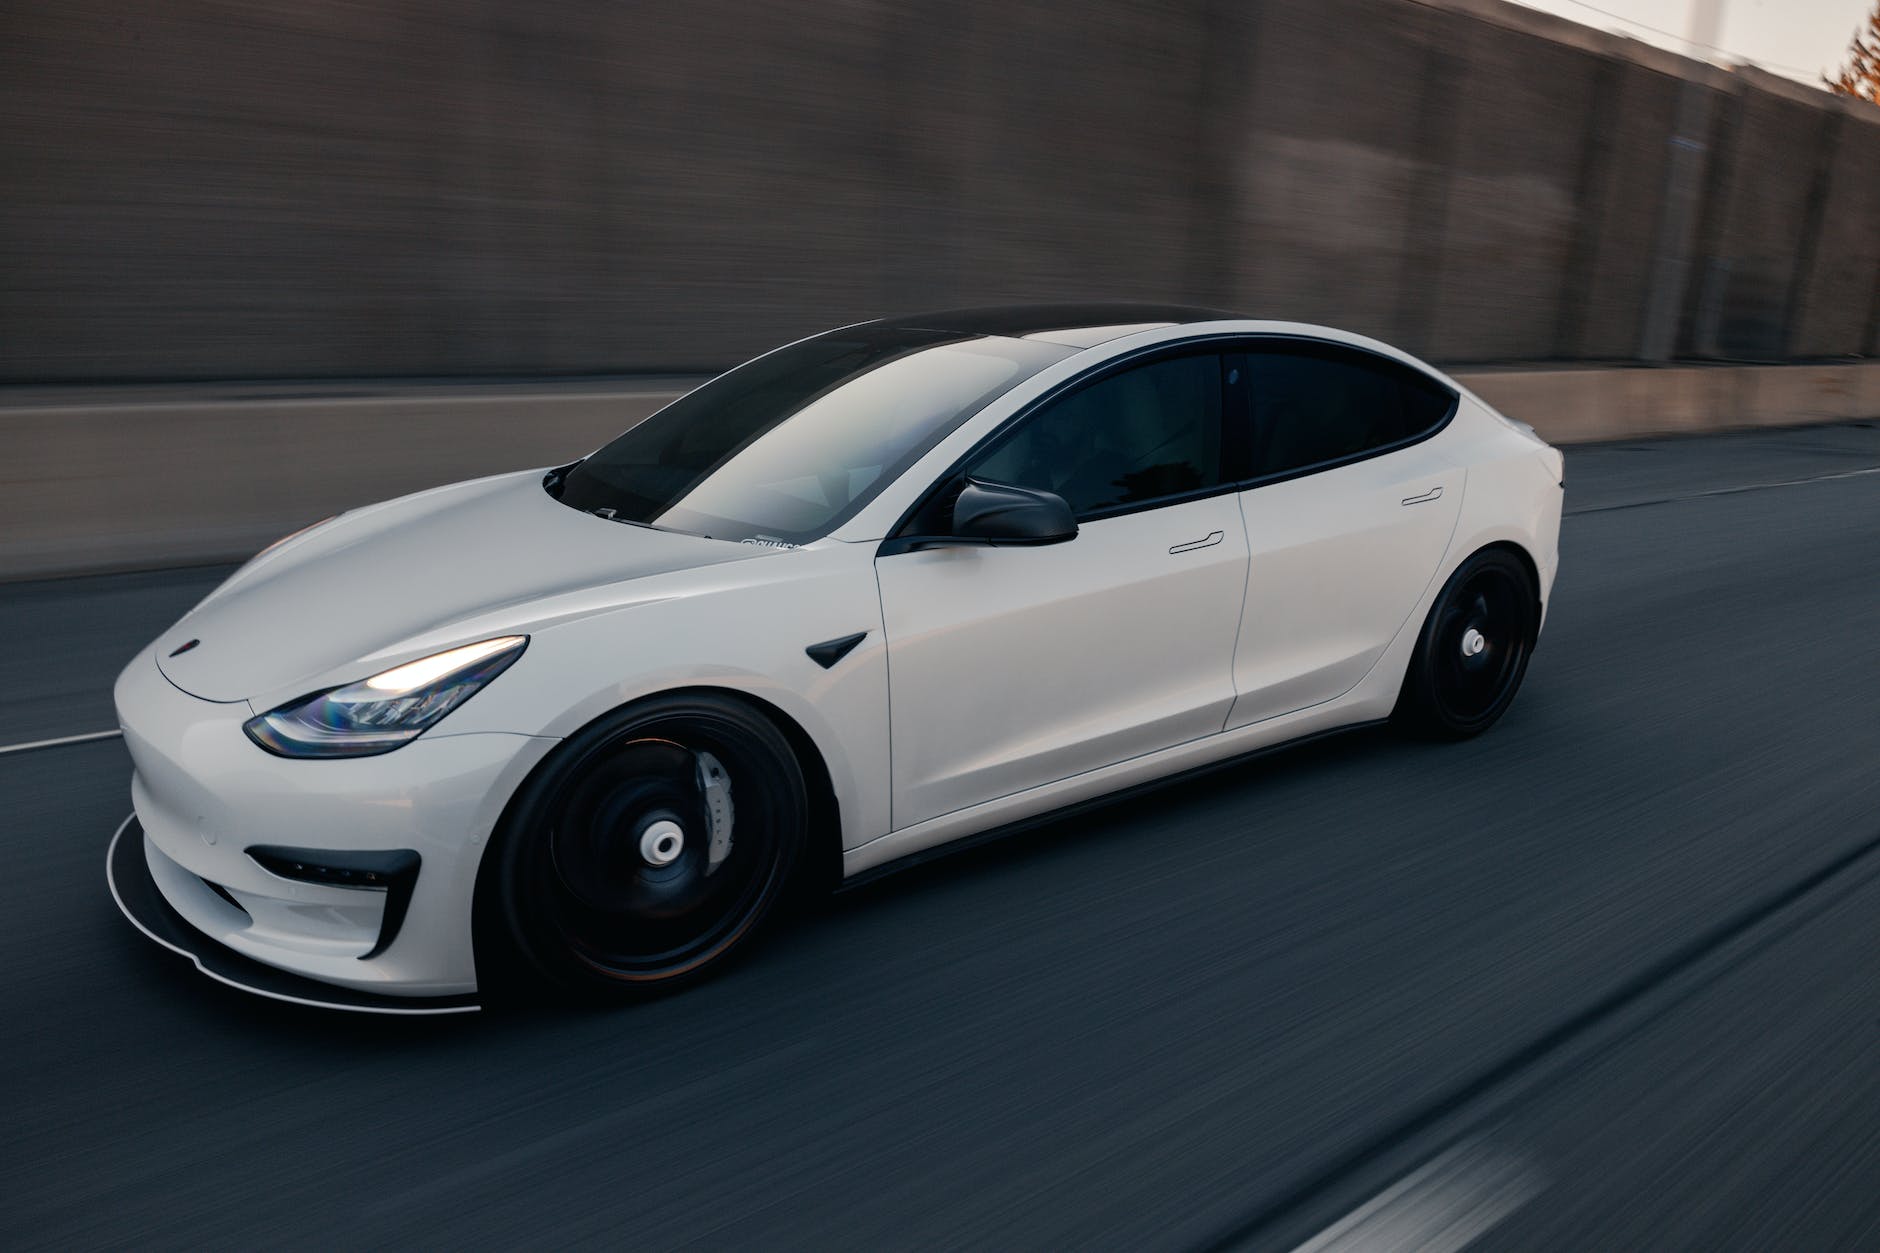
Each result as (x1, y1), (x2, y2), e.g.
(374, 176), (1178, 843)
(111, 306), (1562, 1010)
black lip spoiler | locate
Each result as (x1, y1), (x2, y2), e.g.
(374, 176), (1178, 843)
(107, 817), (478, 1016)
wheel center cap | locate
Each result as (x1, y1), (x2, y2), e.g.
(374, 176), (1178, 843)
(1460, 627), (1487, 658)
(640, 819), (685, 867)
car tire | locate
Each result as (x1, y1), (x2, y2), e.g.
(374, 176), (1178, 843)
(477, 692), (808, 1004)
(1393, 547), (1538, 739)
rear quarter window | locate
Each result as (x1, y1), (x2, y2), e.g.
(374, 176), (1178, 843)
(1243, 341), (1454, 481)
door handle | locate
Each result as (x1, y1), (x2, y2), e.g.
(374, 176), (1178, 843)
(1400, 486), (1444, 506)
(1169, 530), (1224, 554)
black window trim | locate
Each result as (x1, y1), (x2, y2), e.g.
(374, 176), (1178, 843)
(878, 337), (1243, 556)
(877, 332), (1459, 556)
(1230, 334), (1460, 493)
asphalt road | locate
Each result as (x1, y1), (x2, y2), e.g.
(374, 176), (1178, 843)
(2, 422), (1877, 1250)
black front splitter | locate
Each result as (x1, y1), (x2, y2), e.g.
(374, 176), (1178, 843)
(107, 816), (479, 1015)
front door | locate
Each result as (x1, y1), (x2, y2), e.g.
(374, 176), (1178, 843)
(875, 350), (1249, 829)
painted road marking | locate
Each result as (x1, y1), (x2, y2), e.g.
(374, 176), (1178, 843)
(1289, 1138), (1544, 1253)
(0, 729), (122, 757)
(1567, 463), (1880, 516)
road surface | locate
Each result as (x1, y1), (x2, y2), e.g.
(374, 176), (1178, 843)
(2, 422), (1877, 1249)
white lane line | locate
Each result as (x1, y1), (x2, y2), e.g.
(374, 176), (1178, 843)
(1566, 463), (1880, 515)
(1290, 1138), (1544, 1253)
(0, 728), (123, 757)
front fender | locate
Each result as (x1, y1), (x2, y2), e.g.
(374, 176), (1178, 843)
(431, 542), (891, 852)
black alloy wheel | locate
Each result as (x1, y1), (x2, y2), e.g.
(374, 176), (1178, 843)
(479, 693), (808, 1002)
(1395, 548), (1538, 738)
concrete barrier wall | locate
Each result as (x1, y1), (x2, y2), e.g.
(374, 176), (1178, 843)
(4, 362), (1876, 581)
(1790, 106), (1880, 359)
(2, 0), (1876, 383)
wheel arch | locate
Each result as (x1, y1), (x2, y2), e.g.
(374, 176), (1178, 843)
(472, 683), (845, 921)
(699, 686), (845, 896)
(1388, 539), (1543, 738)
(1467, 539), (1544, 645)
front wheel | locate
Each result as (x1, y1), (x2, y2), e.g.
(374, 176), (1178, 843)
(478, 693), (808, 1004)
(1393, 548), (1538, 739)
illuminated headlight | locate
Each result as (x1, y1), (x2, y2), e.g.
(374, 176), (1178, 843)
(243, 636), (527, 758)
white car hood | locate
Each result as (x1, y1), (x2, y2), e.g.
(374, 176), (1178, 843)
(155, 469), (760, 702)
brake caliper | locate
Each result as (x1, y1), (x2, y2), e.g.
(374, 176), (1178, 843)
(696, 751), (734, 873)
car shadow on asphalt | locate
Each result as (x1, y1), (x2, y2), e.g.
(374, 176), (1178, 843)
(117, 720), (1454, 1039)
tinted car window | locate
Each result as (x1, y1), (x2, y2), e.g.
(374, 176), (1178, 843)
(1245, 343), (1453, 480)
(556, 327), (1074, 544)
(967, 353), (1225, 518)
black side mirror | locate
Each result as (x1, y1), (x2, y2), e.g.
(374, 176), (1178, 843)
(950, 477), (1078, 546)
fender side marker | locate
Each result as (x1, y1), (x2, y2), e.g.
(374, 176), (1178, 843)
(806, 632), (868, 669)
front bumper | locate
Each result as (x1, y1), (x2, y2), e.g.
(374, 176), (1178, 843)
(108, 817), (478, 1014)
(112, 642), (557, 1002)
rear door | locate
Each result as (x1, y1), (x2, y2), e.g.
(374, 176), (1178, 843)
(1227, 339), (1463, 728)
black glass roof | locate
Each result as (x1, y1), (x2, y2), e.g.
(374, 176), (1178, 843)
(875, 303), (1243, 339)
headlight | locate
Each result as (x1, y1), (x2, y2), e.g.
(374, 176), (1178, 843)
(243, 636), (527, 758)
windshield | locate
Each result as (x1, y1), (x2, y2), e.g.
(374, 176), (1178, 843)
(554, 326), (1073, 544)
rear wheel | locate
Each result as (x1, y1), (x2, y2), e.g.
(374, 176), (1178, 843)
(1394, 548), (1537, 739)
(478, 693), (807, 1003)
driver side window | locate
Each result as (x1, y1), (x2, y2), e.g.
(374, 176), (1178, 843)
(967, 352), (1227, 519)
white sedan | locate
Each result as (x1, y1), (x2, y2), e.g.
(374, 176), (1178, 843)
(109, 305), (1563, 1012)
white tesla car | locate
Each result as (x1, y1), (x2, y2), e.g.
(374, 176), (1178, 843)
(109, 305), (1563, 1012)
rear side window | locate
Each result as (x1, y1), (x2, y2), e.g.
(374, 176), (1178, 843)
(967, 352), (1226, 518)
(1243, 342), (1453, 481)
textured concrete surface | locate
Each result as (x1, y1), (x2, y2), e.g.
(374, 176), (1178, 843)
(2, 0), (1875, 383)
(0, 379), (688, 579)
(5, 362), (1877, 581)
(0, 424), (1876, 1249)
(1462, 360), (1880, 443)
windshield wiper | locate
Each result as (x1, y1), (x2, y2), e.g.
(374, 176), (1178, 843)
(589, 508), (704, 538)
